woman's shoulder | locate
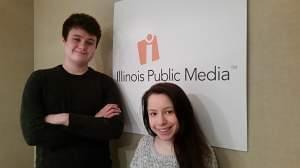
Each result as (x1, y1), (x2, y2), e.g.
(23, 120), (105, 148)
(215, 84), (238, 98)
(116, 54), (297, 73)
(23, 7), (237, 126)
(137, 135), (154, 148)
(132, 135), (154, 160)
(208, 145), (219, 168)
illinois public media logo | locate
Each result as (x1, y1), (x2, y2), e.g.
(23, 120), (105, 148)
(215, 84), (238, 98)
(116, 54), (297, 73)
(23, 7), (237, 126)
(137, 33), (160, 65)
(116, 33), (232, 82)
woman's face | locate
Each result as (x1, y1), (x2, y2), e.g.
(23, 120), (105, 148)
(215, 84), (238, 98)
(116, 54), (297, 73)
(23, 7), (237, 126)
(147, 94), (179, 142)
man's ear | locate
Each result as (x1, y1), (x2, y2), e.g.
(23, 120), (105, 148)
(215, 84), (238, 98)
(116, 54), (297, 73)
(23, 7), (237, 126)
(62, 38), (67, 46)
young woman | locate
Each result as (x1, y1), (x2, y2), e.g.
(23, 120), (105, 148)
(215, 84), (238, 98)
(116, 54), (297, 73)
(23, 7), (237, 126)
(130, 82), (218, 168)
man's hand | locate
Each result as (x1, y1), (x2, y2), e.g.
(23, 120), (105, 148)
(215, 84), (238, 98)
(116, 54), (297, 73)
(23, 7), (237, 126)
(95, 104), (121, 118)
(45, 113), (69, 126)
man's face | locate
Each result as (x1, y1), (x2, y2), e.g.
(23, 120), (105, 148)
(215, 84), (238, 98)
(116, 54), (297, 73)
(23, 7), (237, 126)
(63, 28), (97, 67)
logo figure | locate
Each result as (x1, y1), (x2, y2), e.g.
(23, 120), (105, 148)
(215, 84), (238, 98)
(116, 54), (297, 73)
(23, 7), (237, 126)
(137, 33), (160, 65)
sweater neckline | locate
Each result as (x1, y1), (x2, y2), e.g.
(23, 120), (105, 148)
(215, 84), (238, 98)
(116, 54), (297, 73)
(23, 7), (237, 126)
(149, 136), (177, 161)
(58, 65), (92, 78)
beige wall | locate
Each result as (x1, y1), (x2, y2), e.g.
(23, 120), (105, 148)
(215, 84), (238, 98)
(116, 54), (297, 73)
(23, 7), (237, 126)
(33, 0), (300, 168)
(0, 0), (34, 167)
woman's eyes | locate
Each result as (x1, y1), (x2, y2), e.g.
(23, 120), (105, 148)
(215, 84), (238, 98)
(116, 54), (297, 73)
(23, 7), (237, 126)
(149, 110), (174, 116)
(166, 110), (174, 114)
(149, 112), (157, 116)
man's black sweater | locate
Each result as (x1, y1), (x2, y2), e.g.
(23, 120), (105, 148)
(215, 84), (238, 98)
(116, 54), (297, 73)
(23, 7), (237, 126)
(21, 65), (124, 168)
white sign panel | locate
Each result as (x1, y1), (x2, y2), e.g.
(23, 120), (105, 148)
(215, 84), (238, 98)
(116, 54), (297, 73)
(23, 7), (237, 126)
(113, 0), (247, 151)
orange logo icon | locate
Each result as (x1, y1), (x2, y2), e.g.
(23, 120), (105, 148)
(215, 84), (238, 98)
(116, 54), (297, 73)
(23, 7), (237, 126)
(137, 33), (160, 65)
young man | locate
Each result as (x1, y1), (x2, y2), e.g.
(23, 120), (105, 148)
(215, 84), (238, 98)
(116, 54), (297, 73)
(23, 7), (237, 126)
(21, 13), (123, 168)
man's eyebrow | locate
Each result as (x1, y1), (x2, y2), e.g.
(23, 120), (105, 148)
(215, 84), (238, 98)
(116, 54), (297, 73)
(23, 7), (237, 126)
(71, 34), (82, 38)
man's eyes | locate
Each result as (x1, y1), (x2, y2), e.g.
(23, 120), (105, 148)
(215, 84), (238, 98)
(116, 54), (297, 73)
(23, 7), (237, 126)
(72, 38), (95, 45)
(72, 38), (80, 42)
(86, 41), (95, 45)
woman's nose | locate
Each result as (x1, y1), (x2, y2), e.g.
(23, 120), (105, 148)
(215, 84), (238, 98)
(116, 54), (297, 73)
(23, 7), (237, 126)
(157, 114), (167, 125)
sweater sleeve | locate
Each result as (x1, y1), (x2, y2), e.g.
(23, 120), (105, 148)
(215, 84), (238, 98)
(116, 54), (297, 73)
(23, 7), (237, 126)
(20, 71), (75, 148)
(67, 76), (124, 140)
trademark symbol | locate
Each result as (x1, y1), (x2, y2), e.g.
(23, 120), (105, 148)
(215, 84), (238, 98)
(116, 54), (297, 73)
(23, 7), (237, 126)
(231, 65), (238, 70)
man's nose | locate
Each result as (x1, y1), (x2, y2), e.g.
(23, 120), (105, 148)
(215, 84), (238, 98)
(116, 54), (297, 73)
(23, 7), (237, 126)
(78, 41), (87, 50)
